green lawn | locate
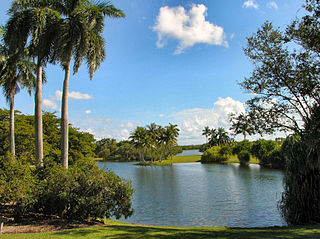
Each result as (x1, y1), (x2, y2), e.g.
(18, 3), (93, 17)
(2, 220), (320, 239)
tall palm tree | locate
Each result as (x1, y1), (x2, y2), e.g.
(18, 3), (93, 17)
(208, 128), (218, 146)
(5, 0), (60, 166)
(202, 126), (211, 144)
(51, 0), (125, 169)
(216, 127), (231, 146)
(0, 26), (37, 158)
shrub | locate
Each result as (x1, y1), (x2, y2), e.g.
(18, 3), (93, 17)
(238, 150), (250, 166)
(260, 149), (286, 169)
(201, 146), (228, 163)
(36, 158), (134, 220)
(251, 139), (278, 160)
(0, 156), (39, 221)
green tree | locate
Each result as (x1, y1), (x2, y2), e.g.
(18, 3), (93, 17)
(130, 126), (148, 162)
(202, 126), (211, 144)
(229, 113), (254, 140)
(5, 0), (60, 166)
(52, 0), (125, 169)
(167, 123), (180, 160)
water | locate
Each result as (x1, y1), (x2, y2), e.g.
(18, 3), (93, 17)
(176, 149), (203, 156)
(98, 161), (286, 228)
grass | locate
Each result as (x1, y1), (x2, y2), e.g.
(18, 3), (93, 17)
(135, 155), (260, 166)
(2, 220), (320, 239)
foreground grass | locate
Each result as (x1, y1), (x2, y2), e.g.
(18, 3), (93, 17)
(2, 220), (320, 239)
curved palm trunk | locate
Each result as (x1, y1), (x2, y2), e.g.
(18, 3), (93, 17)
(61, 55), (72, 169)
(35, 62), (43, 166)
(9, 90), (16, 158)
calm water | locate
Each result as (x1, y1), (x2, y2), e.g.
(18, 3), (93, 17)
(176, 149), (203, 156)
(98, 162), (286, 227)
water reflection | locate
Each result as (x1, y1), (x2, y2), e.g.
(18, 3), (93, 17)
(98, 161), (286, 227)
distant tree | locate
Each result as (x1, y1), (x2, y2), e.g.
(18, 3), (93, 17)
(167, 123), (180, 160)
(216, 127), (231, 146)
(229, 113), (255, 140)
(202, 126), (211, 144)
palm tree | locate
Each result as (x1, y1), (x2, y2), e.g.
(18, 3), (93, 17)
(229, 113), (254, 140)
(51, 0), (125, 169)
(147, 123), (159, 162)
(202, 126), (211, 144)
(5, 0), (60, 166)
(167, 123), (180, 160)
(130, 126), (147, 162)
(216, 127), (231, 146)
(208, 128), (218, 147)
(0, 26), (37, 158)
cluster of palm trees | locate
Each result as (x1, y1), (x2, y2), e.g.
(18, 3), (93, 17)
(129, 123), (180, 163)
(0, 0), (124, 168)
(202, 126), (232, 147)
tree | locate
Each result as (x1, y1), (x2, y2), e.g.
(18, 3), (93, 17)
(130, 126), (148, 162)
(202, 126), (211, 144)
(51, 0), (125, 169)
(5, 0), (60, 166)
(229, 113), (254, 140)
(216, 127), (231, 146)
(240, 20), (319, 135)
(147, 123), (160, 162)
(167, 123), (180, 160)
(0, 28), (37, 158)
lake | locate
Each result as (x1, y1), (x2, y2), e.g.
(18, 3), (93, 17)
(176, 149), (203, 156)
(98, 161), (286, 228)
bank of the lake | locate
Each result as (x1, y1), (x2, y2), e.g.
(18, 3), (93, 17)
(2, 220), (320, 239)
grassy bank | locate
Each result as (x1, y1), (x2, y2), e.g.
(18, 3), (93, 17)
(135, 155), (260, 166)
(2, 220), (320, 239)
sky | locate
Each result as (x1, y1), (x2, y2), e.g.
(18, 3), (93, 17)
(0, 0), (304, 145)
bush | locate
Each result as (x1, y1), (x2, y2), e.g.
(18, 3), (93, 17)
(238, 150), (250, 166)
(251, 139), (278, 160)
(35, 158), (133, 220)
(201, 146), (228, 163)
(260, 149), (286, 169)
(0, 156), (39, 221)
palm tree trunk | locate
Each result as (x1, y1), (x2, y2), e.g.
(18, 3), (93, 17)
(9, 91), (15, 158)
(61, 54), (72, 169)
(35, 62), (43, 166)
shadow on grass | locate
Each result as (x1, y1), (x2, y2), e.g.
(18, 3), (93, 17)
(53, 224), (320, 239)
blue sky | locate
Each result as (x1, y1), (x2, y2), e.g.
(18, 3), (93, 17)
(0, 0), (304, 144)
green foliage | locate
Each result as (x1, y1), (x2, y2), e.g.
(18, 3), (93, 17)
(35, 158), (133, 220)
(0, 155), (39, 221)
(0, 109), (96, 165)
(238, 150), (250, 166)
(279, 138), (320, 224)
(232, 140), (252, 155)
(251, 139), (277, 160)
(201, 146), (228, 163)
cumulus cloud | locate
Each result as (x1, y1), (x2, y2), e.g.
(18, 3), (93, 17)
(43, 90), (93, 111)
(153, 4), (228, 54)
(85, 110), (92, 114)
(43, 99), (59, 111)
(267, 1), (278, 10)
(172, 97), (246, 145)
(54, 90), (93, 100)
(243, 0), (259, 9)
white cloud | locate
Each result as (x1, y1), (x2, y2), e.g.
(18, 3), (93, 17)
(85, 110), (92, 114)
(43, 99), (59, 111)
(172, 97), (246, 145)
(153, 4), (228, 54)
(243, 0), (259, 9)
(43, 90), (93, 111)
(54, 90), (93, 100)
(267, 1), (278, 10)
